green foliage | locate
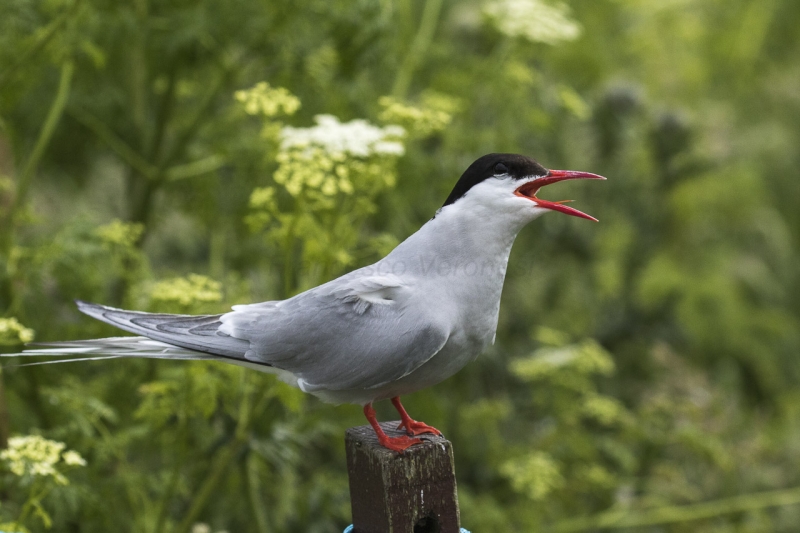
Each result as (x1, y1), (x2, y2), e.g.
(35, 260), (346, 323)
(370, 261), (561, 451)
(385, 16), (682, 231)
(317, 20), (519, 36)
(246, 96), (407, 291)
(500, 450), (565, 501)
(377, 93), (458, 138)
(502, 337), (633, 514)
(1, 0), (800, 531)
(148, 274), (222, 312)
(0, 435), (86, 529)
(94, 220), (145, 250)
(0, 318), (34, 345)
(234, 82), (301, 119)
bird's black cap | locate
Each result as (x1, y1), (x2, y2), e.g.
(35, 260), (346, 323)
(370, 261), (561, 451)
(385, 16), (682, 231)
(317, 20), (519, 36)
(442, 153), (548, 207)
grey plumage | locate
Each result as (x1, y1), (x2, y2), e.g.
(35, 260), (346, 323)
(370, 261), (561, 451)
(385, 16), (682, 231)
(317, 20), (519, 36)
(3, 154), (604, 413)
(219, 272), (450, 394)
(13, 336), (216, 365)
(76, 301), (250, 359)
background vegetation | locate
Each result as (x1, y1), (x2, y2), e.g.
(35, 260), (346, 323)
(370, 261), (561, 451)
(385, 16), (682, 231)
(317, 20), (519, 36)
(1, 0), (799, 531)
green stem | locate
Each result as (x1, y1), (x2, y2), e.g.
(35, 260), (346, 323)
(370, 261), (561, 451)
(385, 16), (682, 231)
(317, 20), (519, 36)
(282, 207), (299, 297)
(153, 398), (190, 533)
(160, 66), (235, 170)
(0, 0), (80, 90)
(391, 0), (444, 99)
(209, 224), (226, 281)
(69, 107), (157, 178)
(147, 62), (178, 164)
(0, 61), (73, 309)
(554, 486), (800, 531)
(174, 439), (243, 533)
(8, 61), (74, 229)
(87, 413), (148, 524)
(165, 155), (225, 181)
(130, 0), (149, 136)
(0, 367), (8, 448)
(244, 452), (270, 533)
(174, 371), (254, 533)
(283, 238), (294, 298)
(15, 481), (53, 528)
(730, 0), (777, 86)
(0, 60), (72, 309)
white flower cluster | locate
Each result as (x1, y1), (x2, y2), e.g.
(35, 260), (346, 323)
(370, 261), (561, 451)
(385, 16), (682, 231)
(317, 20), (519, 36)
(280, 115), (405, 158)
(1, 435), (86, 485)
(484, 0), (582, 45)
(0, 317), (34, 345)
(243, 92), (406, 278)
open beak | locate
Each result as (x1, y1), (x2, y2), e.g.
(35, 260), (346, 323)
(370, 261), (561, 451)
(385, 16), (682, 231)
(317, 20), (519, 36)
(514, 169), (606, 222)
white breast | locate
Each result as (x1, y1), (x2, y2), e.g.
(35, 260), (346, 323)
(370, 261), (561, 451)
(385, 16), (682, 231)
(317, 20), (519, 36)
(312, 179), (541, 404)
(359, 196), (520, 400)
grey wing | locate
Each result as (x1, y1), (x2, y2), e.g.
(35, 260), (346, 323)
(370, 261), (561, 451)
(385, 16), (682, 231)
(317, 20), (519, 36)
(218, 275), (450, 392)
(75, 301), (252, 361)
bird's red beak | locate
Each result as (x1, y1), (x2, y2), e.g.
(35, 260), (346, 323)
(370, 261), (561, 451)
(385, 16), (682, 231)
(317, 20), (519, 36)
(514, 169), (606, 222)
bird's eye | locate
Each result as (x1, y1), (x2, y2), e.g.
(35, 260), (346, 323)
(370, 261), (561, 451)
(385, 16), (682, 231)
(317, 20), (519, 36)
(494, 163), (509, 175)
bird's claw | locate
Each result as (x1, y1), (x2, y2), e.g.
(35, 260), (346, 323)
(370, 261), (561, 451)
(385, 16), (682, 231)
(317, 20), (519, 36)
(396, 419), (442, 437)
(378, 434), (423, 453)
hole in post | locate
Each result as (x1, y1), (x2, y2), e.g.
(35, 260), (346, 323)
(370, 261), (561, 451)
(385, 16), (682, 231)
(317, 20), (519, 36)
(414, 511), (441, 533)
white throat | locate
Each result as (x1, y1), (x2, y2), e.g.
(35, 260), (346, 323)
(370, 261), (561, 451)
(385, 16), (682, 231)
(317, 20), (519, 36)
(382, 182), (544, 286)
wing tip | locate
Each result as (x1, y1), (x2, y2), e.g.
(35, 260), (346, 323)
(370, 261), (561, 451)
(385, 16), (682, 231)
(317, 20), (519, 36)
(76, 299), (100, 315)
(75, 300), (121, 321)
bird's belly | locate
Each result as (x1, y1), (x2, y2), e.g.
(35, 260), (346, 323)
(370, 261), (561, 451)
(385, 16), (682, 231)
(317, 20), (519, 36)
(309, 279), (504, 405)
(309, 327), (491, 406)
(367, 317), (494, 401)
(365, 288), (502, 400)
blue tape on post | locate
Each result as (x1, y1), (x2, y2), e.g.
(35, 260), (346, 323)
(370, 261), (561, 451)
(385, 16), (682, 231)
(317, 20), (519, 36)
(344, 527), (470, 533)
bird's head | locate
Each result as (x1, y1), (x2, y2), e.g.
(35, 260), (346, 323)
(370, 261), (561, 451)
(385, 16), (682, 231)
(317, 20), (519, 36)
(440, 153), (605, 224)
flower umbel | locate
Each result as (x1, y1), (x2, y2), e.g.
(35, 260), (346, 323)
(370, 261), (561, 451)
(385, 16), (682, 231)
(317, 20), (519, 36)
(0, 435), (85, 486)
(94, 219), (144, 249)
(234, 82), (300, 118)
(61, 450), (87, 467)
(378, 93), (459, 138)
(484, 0), (582, 44)
(248, 110), (406, 289)
(0, 317), (35, 345)
(150, 274), (222, 309)
(280, 114), (404, 158)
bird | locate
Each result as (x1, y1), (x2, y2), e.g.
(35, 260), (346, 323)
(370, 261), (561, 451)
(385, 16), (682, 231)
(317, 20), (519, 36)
(8, 153), (604, 452)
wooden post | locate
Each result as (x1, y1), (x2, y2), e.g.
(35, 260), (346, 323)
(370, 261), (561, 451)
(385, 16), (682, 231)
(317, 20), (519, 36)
(345, 421), (460, 533)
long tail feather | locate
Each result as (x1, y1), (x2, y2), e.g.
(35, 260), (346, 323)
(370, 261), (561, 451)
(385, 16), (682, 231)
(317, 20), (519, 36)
(3, 335), (277, 372)
(75, 301), (249, 358)
(22, 337), (212, 357)
(2, 337), (218, 367)
(1, 302), (279, 375)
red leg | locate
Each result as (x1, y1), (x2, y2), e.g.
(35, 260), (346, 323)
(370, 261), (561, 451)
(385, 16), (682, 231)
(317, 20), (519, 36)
(363, 403), (422, 453)
(391, 397), (442, 437)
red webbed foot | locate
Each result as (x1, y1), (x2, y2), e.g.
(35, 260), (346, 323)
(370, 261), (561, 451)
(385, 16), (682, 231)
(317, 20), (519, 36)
(364, 402), (424, 453)
(396, 418), (442, 437)
(391, 396), (443, 437)
(376, 433), (424, 452)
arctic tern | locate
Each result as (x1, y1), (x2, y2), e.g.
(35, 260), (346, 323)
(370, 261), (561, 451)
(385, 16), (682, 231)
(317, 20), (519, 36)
(10, 153), (605, 452)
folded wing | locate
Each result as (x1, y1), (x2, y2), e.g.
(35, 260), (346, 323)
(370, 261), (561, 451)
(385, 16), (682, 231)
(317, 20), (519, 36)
(76, 300), (251, 361)
(18, 273), (449, 394)
(219, 273), (450, 392)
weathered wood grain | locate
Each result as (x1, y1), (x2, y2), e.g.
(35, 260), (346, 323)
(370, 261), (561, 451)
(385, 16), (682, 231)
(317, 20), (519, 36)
(346, 421), (460, 533)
